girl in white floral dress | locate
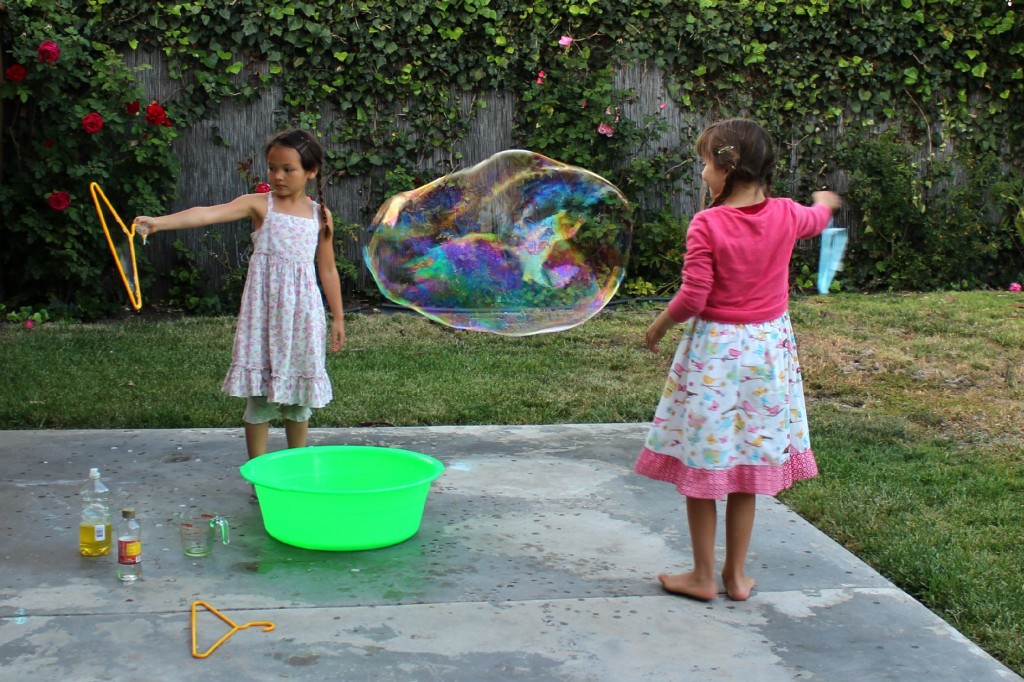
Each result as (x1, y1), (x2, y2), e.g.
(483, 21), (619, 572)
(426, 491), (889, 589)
(637, 119), (840, 602)
(135, 130), (345, 481)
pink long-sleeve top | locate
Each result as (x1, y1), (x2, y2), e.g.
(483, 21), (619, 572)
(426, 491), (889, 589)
(666, 198), (834, 324)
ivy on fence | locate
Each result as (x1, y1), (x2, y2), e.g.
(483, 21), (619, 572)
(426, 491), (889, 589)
(1, 0), (1021, 317)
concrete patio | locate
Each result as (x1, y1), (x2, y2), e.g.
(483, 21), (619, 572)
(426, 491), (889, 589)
(0, 424), (1018, 680)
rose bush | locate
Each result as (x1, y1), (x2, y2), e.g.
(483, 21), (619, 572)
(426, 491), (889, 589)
(0, 2), (179, 319)
(516, 34), (684, 211)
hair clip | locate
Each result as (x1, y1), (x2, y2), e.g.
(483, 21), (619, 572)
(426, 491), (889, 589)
(715, 145), (735, 155)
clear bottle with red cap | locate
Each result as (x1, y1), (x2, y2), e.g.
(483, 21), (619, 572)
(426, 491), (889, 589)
(117, 508), (142, 582)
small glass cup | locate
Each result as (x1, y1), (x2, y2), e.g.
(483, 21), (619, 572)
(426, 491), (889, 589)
(178, 510), (230, 557)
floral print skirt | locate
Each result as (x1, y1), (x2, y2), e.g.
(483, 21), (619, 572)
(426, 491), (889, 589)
(635, 313), (818, 499)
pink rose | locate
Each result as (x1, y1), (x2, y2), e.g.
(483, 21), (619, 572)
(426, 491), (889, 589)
(256, 183), (271, 193)
(1010, 282), (1022, 293)
(597, 122), (615, 137)
(25, 320), (35, 329)
(558, 36), (573, 47)
(81, 112), (104, 134)
(48, 191), (71, 211)
(5, 64), (27, 82)
(37, 40), (61, 64)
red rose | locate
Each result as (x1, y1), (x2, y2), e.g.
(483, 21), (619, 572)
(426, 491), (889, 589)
(81, 112), (104, 134)
(48, 191), (71, 211)
(5, 64), (27, 82)
(42, 139), (54, 148)
(255, 183), (271, 193)
(37, 40), (61, 64)
(144, 101), (167, 126)
(126, 100), (140, 115)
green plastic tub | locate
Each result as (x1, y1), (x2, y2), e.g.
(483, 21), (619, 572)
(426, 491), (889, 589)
(239, 445), (445, 551)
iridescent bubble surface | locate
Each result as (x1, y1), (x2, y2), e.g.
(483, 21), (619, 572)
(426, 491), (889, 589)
(363, 150), (633, 335)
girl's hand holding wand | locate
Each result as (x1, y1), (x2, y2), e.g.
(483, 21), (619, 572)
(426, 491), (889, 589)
(812, 191), (842, 212)
(133, 216), (159, 243)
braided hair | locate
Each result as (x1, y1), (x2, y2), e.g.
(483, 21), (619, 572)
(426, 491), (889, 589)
(264, 129), (331, 239)
(695, 119), (776, 208)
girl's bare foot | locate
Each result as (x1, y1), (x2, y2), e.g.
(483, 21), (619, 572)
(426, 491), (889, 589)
(722, 573), (756, 601)
(658, 572), (718, 601)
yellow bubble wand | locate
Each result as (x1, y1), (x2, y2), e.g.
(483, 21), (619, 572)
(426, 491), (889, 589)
(89, 181), (143, 311)
(190, 600), (275, 659)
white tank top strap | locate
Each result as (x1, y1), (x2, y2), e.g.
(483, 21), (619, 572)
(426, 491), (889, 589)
(266, 191), (274, 212)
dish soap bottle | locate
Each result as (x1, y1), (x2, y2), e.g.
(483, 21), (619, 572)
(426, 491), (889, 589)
(79, 468), (111, 556)
(117, 508), (142, 582)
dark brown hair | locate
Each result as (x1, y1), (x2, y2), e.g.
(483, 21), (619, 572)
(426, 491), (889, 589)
(695, 118), (776, 208)
(265, 129), (331, 238)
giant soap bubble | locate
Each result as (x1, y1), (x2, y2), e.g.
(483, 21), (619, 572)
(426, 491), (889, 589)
(363, 150), (633, 336)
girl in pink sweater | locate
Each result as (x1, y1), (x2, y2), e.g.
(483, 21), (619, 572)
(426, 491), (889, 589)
(636, 118), (841, 601)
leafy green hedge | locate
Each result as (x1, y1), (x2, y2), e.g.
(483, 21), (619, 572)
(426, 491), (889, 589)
(1, 0), (1022, 317)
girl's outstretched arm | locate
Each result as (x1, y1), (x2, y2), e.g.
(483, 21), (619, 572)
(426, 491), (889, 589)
(133, 193), (263, 236)
(316, 209), (346, 353)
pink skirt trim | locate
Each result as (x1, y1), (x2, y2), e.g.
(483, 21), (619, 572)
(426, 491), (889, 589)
(635, 446), (818, 499)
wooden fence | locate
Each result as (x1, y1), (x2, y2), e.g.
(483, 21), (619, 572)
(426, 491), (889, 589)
(128, 52), (855, 297)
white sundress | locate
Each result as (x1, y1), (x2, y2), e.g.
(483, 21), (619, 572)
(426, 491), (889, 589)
(221, 193), (332, 408)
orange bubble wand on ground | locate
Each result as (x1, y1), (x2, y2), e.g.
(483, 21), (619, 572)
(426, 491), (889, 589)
(191, 600), (275, 659)
(89, 182), (143, 311)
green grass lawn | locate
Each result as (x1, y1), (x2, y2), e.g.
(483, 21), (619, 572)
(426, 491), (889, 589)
(2, 290), (1023, 672)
